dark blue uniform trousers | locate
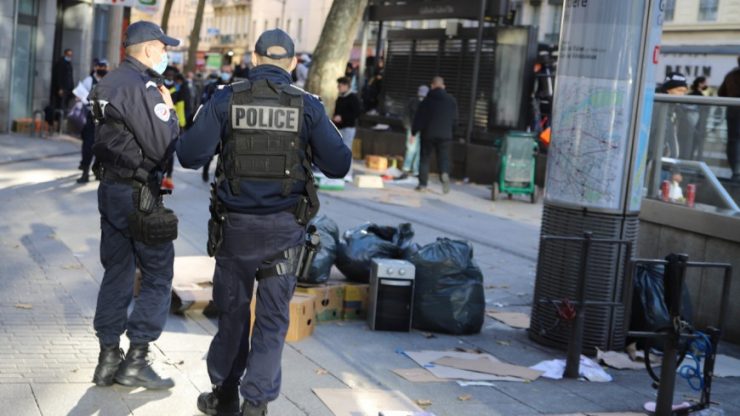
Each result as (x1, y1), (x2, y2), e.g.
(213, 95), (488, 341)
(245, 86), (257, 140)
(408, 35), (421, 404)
(206, 210), (303, 406)
(93, 180), (175, 346)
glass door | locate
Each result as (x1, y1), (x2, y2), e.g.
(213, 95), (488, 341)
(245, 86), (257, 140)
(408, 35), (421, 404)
(10, 0), (39, 124)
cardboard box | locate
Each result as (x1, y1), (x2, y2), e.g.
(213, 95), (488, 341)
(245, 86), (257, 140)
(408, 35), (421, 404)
(353, 175), (384, 189)
(297, 283), (345, 322)
(342, 283), (369, 320)
(170, 256), (216, 311)
(250, 291), (316, 343)
(365, 155), (388, 171)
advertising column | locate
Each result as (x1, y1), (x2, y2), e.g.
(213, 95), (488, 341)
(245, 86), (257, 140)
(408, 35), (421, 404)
(530, 0), (664, 351)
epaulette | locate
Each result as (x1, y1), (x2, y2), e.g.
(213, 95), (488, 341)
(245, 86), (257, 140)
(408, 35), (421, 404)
(231, 80), (252, 93)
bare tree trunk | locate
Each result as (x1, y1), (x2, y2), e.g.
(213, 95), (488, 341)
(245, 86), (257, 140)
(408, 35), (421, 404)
(185, 0), (207, 73)
(306, 0), (368, 115)
(160, 0), (175, 33)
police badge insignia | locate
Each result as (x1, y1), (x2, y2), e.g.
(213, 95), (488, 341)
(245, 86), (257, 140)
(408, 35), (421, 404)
(154, 103), (170, 122)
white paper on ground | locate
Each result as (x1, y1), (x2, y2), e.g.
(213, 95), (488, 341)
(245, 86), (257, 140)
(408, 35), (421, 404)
(403, 350), (525, 382)
(529, 355), (613, 382)
(643, 401), (691, 412)
(456, 381), (497, 387)
(714, 354), (740, 378)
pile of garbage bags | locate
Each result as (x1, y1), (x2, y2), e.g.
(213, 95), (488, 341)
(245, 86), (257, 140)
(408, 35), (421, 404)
(302, 218), (485, 335)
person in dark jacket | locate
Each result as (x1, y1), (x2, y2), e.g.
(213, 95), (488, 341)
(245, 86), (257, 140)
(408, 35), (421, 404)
(50, 48), (75, 125)
(177, 29), (351, 416)
(333, 76), (362, 180)
(412, 76), (458, 193)
(89, 21), (180, 391)
(719, 56), (740, 182)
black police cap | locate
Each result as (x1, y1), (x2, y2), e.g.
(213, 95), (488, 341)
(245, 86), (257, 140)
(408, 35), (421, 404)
(254, 29), (295, 59)
(124, 21), (180, 48)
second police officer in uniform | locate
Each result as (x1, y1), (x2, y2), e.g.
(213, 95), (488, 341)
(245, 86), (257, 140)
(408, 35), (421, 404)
(90, 21), (181, 390)
(177, 29), (351, 416)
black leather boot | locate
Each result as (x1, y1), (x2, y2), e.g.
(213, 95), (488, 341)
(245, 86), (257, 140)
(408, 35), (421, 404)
(76, 170), (89, 184)
(197, 384), (240, 415)
(92, 344), (124, 386)
(241, 401), (267, 416)
(114, 343), (175, 390)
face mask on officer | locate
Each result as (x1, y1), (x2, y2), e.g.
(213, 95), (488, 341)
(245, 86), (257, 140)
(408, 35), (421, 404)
(96, 69), (108, 77)
(220, 72), (231, 83)
(145, 42), (169, 75)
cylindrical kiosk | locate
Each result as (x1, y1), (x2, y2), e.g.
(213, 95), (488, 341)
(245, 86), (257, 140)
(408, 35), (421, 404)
(530, 0), (665, 352)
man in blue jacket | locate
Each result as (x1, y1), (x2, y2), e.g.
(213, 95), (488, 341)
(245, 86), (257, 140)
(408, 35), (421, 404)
(177, 29), (351, 416)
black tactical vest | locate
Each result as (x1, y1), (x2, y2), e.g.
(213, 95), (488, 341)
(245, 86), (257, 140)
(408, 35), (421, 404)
(217, 79), (319, 224)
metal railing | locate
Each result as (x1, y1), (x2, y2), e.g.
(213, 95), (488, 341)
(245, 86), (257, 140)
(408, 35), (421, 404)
(646, 93), (740, 214)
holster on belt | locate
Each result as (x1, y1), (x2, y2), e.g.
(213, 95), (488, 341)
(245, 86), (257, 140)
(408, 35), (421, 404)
(127, 177), (178, 246)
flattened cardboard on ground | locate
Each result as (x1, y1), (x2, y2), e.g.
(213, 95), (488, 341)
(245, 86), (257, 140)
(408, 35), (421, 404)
(375, 190), (422, 208)
(714, 354), (740, 377)
(392, 368), (448, 383)
(313, 388), (421, 416)
(171, 256), (216, 307)
(433, 356), (542, 381)
(486, 310), (530, 329)
(596, 348), (645, 370)
(403, 350), (526, 382)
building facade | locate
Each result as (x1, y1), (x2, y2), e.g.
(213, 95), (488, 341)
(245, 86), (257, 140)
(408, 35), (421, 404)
(2, 0), (123, 133)
(659, 0), (740, 86)
(131, 0), (215, 69)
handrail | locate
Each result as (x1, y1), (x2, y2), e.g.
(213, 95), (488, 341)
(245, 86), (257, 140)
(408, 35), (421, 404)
(654, 93), (740, 106)
(661, 157), (740, 213)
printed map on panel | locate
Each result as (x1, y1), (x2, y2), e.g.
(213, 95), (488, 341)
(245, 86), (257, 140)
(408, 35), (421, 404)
(545, 76), (631, 210)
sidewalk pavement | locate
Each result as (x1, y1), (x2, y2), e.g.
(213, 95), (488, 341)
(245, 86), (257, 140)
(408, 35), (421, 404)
(0, 133), (738, 416)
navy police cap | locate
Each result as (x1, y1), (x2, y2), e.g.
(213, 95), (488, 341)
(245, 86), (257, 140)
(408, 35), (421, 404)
(124, 21), (180, 47)
(255, 29), (295, 59)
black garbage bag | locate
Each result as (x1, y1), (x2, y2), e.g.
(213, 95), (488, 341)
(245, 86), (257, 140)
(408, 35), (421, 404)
(302, 215), (340, 284)
(408, 238), (485, 335)
(630, 263), (693, 334)
(336, 222), (415, 283)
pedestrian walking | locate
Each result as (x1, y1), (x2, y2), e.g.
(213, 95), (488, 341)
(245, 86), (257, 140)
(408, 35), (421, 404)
(412, 76), (458, 193)
(718, 56), (740, 182)
(401, 85), (429, 178)
(88, 21), (181, 390)
(75, 58), (109, 184)
(50, 48), (75, 128)
(295, 53), (310, 88)
(333, 76), (362, 181)
(177, 29), (350, 416)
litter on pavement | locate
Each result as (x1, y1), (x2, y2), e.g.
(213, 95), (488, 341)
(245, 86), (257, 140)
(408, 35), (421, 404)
(596, 348), (646, 370)
(530, 355), (613, 382)
(402, 350), (533, 382)
(486, 310), (530, 329)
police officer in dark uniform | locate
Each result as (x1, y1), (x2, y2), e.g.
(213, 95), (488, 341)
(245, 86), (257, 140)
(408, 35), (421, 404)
(177, 29), (351, 416)
(90, 21), (181, 390)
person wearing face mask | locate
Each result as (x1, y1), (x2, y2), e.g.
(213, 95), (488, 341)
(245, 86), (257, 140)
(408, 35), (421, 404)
(50, 48), (75, 129)
(75, 59), (109, 183)
(88, 21), (181, 391)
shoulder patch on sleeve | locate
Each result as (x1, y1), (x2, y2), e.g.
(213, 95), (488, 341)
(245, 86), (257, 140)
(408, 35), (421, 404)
(145, 80), (158, 89)
(154, 103), (170, 122)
